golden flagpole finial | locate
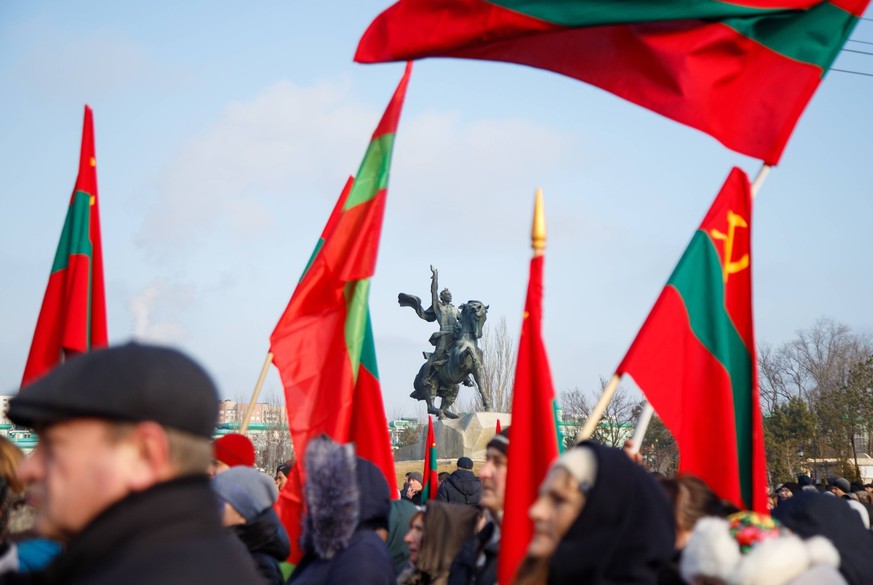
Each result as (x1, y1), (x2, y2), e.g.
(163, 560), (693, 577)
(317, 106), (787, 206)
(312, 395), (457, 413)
(531, 187), (546, 256)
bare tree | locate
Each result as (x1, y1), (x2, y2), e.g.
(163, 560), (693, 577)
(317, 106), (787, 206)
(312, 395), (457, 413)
(246, 389), (293, 473)
(758, 319), (872, 478)
(460, 316), (516, 413)
(560, 378), (640, 448)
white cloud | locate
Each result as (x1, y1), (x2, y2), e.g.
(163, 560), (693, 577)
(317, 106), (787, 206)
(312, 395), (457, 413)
(128, 280), (195, 344)
(137, 77), (376, 254)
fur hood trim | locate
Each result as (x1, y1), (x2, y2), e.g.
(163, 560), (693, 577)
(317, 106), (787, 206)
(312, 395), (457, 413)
(302, 437), (359, 560)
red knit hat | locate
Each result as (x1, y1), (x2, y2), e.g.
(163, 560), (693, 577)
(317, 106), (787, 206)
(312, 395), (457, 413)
(213, 433), (256, 467)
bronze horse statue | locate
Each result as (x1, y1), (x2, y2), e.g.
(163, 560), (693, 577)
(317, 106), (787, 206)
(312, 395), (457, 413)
(411, 300), (490, 419)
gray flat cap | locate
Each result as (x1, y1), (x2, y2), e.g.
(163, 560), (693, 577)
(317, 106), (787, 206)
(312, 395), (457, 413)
(9, 342), (219, 438)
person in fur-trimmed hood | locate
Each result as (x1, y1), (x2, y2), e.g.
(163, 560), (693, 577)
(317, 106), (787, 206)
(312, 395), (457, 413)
(287, 437), (395, 585)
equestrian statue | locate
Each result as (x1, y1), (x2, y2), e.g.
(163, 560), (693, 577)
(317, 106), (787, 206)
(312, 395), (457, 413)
(398, 266), (490, 419)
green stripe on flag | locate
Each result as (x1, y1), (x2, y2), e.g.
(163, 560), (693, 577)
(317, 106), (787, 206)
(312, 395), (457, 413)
(344, 278), (371, 382)
(487, 0), (792, 29)
(552, 400), (564, 454)
(360, 308), (380, 380)
(300, 239), (325, 282)
(51, 191), (93, 273)
(723, 2), (856, 71)
(667, 230), (753, 505)
(345, 134), (395, 210)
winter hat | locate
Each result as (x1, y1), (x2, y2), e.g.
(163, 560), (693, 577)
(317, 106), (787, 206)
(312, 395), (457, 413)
(408, 471), (423, 484)
(213, 433), (256, 468)
(833, 477), (851, 493)
(9, 342), (219, 438)
(486, 427), (510, 456)
(457, 457), (474, 470)
(212, 466), (278, 522)
(552, 445), (597, 494)
(681, 512), (840, 585)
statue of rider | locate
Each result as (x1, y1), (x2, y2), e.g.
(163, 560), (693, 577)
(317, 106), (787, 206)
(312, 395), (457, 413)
(427, 267), (460, 366)
(398, 266), (461, 368)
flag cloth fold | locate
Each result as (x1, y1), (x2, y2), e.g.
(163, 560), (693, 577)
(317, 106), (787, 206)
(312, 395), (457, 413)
(355, 0), (869, 164)
(617, 167), (767, 513)
(499, 254), (562, 585)
(421, 416), (438, 500)
(22, 105), (108, 387)
(269, 63), (412, 562)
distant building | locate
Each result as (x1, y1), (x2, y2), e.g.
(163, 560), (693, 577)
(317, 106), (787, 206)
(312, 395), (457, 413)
(218, 399), (287, 427)
(388, 417), (420, 449)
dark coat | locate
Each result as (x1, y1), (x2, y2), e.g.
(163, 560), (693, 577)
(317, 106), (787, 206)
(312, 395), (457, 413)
(288, 529), (394, 585)
(1, 476), (261, 585)
(232, 507), (291, 585)
(773, 491), (873, 585)
(436, 470), (481, 506)
(446, 521), (498, 585)
(287, 445), (394, 585)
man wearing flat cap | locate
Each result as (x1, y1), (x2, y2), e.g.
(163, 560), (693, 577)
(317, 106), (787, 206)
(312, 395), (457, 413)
(4, 342), (262, 585)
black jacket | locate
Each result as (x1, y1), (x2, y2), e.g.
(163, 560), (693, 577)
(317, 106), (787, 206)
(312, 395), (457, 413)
(446, 521), (498, 585)
(232, 507), (291, 585)
(1, 476), (262, 585)
(437, 470), (481, 506)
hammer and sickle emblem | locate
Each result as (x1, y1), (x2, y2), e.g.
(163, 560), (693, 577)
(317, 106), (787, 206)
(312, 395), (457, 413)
(709, 210), (749, 282)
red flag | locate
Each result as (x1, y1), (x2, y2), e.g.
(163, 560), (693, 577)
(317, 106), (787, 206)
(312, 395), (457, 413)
(22, 105), (108, 387)
(269, 64), (412, 562)
(496, 419), (501, 434)
(499, 252), (562, 585)
(356, 0), (869, 164)
(617, 167), (767, 513)
(421, 416), (438, 500)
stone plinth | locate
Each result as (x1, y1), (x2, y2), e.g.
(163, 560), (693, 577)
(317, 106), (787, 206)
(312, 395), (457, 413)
(394, 412), (510, 461)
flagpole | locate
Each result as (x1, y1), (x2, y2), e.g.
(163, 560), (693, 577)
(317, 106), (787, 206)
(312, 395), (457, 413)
(625, 161), (772, 453)
(751, 163), (771, 199)
(577, 374), (621, 441)
(532, 187), (545, 257)
(240, 351), (274, 433)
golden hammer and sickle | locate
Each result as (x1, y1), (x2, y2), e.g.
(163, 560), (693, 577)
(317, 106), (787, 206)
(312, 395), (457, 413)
(709, 210), (749, 282)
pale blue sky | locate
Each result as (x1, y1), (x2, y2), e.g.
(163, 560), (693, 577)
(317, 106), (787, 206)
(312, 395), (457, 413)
(1, 1), (871, 417)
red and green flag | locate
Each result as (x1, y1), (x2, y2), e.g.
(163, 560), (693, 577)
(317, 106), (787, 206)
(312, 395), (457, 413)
(269, 63), (412, 562)
(617, 167), (767, 513)
(421, 415), (439, 500)
(356, 0), (869, 164)
(500, 249), (562, 585)
(22, 105), (108, 387)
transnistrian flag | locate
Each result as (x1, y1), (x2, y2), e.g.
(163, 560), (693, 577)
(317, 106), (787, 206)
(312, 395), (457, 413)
(499, 252), (562, 585)
(269, 63), (411, 562)
(617, 167), (767, 513)
(355, 0), (869, 164)
(421, 415), (438, 500)
(22, 105), (108, 387)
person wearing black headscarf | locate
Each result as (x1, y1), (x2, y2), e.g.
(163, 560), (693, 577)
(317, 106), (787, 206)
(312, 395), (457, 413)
(512, 441), (676, 585)
(772, 491), (873, 585)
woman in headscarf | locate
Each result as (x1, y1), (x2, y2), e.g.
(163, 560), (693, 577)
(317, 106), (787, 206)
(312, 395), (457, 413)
(511, 441), (676, 585)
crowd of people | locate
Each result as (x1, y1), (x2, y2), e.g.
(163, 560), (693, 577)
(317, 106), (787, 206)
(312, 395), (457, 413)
(0, 342), (872, 585)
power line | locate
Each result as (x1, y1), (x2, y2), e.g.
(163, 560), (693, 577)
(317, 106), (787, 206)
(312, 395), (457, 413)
(842, 48), (873, 56)
(848, 39), (873, 46)
(831, 67), (873, 78)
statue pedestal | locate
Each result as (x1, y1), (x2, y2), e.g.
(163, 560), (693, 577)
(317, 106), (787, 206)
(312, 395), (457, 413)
(394, 412), (511, 461)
